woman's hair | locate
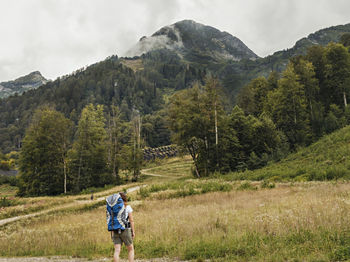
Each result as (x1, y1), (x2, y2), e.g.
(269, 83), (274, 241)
(120, 192), (127, 206)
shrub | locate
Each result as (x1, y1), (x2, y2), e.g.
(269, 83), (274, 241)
(325, 167), (348, 180)
(0, 175), (18, 186)
(0, 197), (18, 208)
(237, 182), (257, 191)
(260, 180), (275, 189)
(138, 187), (150, 199)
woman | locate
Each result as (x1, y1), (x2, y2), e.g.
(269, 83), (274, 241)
(112, 192), (135, 262)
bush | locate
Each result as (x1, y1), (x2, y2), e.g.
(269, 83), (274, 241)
(0, 197), (18, 208)
(261, 180), (275, 189)
(0, 175), (17, 186)
(138, 187), (150, 199)
(237, 182), (257, 191)
(325, 167), (348, 180)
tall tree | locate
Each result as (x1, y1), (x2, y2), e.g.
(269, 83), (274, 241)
(291, 57), (323, 137)
(68, 104), (109, 192)
(168, 83), (207, 177)
(107, 106), (123, 184)
(18, 107), (72, 196)
(131, 109), (143, 181)
(324, 43), (350, 108)
(168, 77), (226, 176)
(266, 64), (311, 146)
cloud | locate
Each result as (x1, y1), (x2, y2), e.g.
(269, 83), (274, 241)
(0, 0), (349, 81)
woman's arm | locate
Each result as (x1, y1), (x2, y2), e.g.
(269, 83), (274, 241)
(128, 212), (135, 238)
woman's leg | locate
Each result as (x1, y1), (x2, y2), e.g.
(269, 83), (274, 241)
(113, 244), (121, 262)
(126, 244), (134, 262)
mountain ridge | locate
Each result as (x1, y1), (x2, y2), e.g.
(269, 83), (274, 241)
(1, 20), (350, 153)
(0, 71), (47, 99)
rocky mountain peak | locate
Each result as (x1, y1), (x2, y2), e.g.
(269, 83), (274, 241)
(0, 71), (48, 99)
(125, 20), (258, 61)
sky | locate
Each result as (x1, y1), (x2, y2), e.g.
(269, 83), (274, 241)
(0, 0), (350, 82)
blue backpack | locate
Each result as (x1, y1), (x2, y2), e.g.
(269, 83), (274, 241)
(106, 193), (127, 231)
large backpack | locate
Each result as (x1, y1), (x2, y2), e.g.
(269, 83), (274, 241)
(106, 193), (127, 231)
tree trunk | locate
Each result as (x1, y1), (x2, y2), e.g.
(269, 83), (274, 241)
(344, 91), (348, 107)
(187, 144), (200, 178)
(292, 97), (297, 124)
(77, 155), (82, 192)
(214, 100), (219, 170)
(215, 101), (218, 146)
(63, 158), (67, 194)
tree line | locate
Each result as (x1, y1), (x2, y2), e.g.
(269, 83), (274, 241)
(168, 39), (350, 177)
(15, 37), (350, 193)
(0, 53), (205, 154)
(17, 105), (143, 196)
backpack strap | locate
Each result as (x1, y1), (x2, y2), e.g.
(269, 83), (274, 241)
(111, 207), (114, 230)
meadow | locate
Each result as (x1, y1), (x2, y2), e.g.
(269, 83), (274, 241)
(1, 127), (350, 261)
(0, 181), (349, 261)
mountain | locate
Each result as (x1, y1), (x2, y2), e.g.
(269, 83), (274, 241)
(255, 23), (350, 74)
(0, 21), (350, 153)
(126, 20), (258, 62)
(0, 71), (48, 99)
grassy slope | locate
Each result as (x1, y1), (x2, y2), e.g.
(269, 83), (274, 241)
(226, 125), (350, 181)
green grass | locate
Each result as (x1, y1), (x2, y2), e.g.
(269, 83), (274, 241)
(224, 126), (350, 181)
(137, 179), (234, 200)
(141, 156), (193, 179)
(0, 184), (17, 198)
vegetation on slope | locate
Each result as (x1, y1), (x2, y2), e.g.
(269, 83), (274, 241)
(225, 125), (350, 181)
(1, 22), (350, 154)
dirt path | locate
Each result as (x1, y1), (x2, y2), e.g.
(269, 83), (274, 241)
(0, 201), (81, 227)
(141, 168), (172, 178)
(0, 185), (143, 227)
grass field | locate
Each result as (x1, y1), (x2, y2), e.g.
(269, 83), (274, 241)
(0, 182), (349, 261)
(1, 127), (350, 261)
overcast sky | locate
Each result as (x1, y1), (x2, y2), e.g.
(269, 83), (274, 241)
(0, 0), (349, 82)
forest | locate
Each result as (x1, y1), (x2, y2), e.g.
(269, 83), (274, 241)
(5, 37), (348, 196)
(0, 33), (349, 196)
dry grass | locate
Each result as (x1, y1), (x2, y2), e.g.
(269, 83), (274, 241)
(0, 184), (139, 220)
(120, 59), (144, 72)
(1, 182), (349, 261)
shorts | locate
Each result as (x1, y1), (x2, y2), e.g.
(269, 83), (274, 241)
(111, 228), (133, 246)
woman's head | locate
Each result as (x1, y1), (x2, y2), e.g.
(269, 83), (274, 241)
(120, 192), (127, 205)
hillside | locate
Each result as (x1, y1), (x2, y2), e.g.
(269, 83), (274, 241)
(0, 71), (47, 99)
(1, 21), (350, 153)
(227, 125), (350, 181)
